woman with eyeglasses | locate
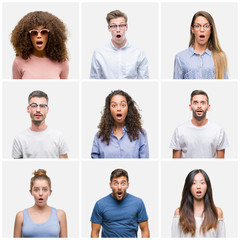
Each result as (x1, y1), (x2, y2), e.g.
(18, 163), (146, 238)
(11, 11), (69, 79)
(13, 169), (67, 237)
(171, 169), (225, 237)
(173, 11), (228, 79)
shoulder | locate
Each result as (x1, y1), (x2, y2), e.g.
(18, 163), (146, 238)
(175, 48), (189, 59)
(174, 208), (180, 216)
(14, 128), (30, 140)
(15, 210), (24, 221)
(139, 128), (148, 137)
(57, 209), (67, 219)
(127, 193), (143, 203)
(175, 121), (191, 131)
(216, 207), (223, 219)
(13, 56), (26, 64)
(47, 128), (64, 136)
(60, 60), (69, 67)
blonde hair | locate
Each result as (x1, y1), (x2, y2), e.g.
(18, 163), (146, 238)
(189, 11), (228, 79)
(30, 169), (51, 190)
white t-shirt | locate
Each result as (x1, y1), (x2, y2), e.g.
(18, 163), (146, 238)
(12, 128), (69, 158)
(169, 120), (229, 158)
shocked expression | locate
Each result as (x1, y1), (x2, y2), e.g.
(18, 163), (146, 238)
(190, 172), (207, 200)
(110, 176), (129, 201)
(110, 95), (128, 125)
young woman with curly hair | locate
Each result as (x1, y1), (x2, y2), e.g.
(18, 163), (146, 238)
(91, 90), (149, 158)
(11, 11), (69, 79)
(174, 11), (228, 79)
(13, 169), (67, 237)
(172, 169), (225, 237)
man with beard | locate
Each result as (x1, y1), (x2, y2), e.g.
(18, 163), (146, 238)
(170, 90), (229, 158)
(90, 169), (150, 238)
(12, 90), (68, 158)
(89, 10), (149, 79)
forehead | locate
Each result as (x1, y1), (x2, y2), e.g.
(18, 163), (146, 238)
(32, 179), (49, 187)
(193, 172), (205, 181)
(30, 97), (47, 104)
(194, 16), (209, 24)
(111, 176), (128, 182)
(111, 94), (127, 103)
(109, 17), (126, 25)
(192, 94), (208, 102)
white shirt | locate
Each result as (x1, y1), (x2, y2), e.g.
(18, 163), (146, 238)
(170, 120), (229, 158)
(12, 127), (69, 158)
(171, 216), (226, 237)
(89, 41), (149, 79)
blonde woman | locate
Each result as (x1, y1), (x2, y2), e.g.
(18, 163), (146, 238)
(174, 11), (228, 79)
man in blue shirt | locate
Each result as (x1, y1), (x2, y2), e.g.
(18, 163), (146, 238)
(90, 169), (150, 238)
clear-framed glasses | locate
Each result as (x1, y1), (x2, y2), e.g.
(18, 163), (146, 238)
(109, 24), (127, 30)
(29, 29), (50, 37)
(29, 103), (48, 109)
(193, 24), (211, 31)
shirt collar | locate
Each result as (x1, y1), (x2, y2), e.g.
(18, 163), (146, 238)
(111, 126), (127, 135)
(188, 45), (212, 56)
(110, 40), (129, 50)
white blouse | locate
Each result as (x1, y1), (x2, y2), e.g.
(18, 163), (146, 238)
(171, 216), (226, 238)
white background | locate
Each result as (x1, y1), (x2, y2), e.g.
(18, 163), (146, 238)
(2, 2), (79, 79)
(161, 160), (238, 237)
(2, 160), (79, 237)
(2, 81), (79, 158)
(81, 160), (159, 238)
(81, 81), (159, 158)
(161, 2), (238, 79)
(82, 2), (159, 79)
(161, 81), (238, 158)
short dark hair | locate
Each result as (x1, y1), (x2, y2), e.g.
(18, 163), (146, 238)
(110, 169), (129, 182)
(106, 10), (128, 25)
(28, 90), (49, 104)
(190, 90), (209, 104)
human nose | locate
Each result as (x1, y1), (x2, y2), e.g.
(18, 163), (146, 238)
(117, 183), (122, 189)
(117, 104), (121, 110)
(39, 189), (43, 195)
(200, 26), (205, 31)
(36, 105), (41, 111)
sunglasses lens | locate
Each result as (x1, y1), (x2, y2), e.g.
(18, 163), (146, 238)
(41, 30), (49, 35)
(30, 31), (38, 36)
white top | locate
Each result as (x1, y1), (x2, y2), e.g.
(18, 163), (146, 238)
(169, 120), (229, 158)
(89, 41), (149, 79)
(171, 216), (226, 238)
(12, 127), (69, 158)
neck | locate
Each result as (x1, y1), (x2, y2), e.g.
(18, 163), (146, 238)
(191, 117), (208, 127)
(112, 38), (127, 50)
(30, 121), (47, 132)
(32, 49), (47, 58)
(193, 198), (205, 217)
(33, 204), (49, 211)
(193, 42), (207, 55)
(113, 122), (125, 130)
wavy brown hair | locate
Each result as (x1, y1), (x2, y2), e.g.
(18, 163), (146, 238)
(189, 11), (227, 79)
(97, 90), (144, 145)
(179, 169), (218, 236)
(11, 11), (68, 62)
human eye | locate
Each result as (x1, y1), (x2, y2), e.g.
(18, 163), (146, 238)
(204, 24), (210, 28)
(121, 182), (126, 186)
(33, 188), (39, 192)
(113, 182), (118, 186)
(193, 101), (198, 105)
(110, 25), (117, 30)
(121, 103), (126, 107)
(40, 104), (46, 108)
(120, 24), (126, 29)
(111, 104), (116, 108)
(43, 188), (48, 192)
(195, 24), (200, 29)
(30, 103), (37, 108)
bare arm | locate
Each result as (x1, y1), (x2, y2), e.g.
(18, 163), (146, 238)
(172, 150), (182, 158)
(57, 209), (68, 237)
(60, 153), (68, 159)
(91, 222), (101, 238)
(217, 149), (225, 158)
(14, 211), (23, 237)
(139, 221), (150, 238)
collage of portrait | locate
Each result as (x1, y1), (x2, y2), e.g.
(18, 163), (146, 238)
(1, 0), (239, 239)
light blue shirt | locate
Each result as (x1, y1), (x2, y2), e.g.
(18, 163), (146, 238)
(91, 127), (149, 158)
(173, 46), (228, 79)
(89, 41), (149, 79)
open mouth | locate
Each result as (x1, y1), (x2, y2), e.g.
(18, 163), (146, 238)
(116, 113), (122, 120)
(36, 41), (43, 47)
(196, 191), (202, 196)
(34, 114), (42, 117)
(116, 34), (121, 39)
(38, 198), (44, 201)
(199, 35), (205, 40)
(117, 191), (123, 198)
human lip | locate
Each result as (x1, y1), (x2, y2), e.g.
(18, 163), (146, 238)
(117, 191), (123, 198)
(199, 34), (206, 41)
(34, 114), (43, 117)
(116, 113), (123, 121)
(38, 198), (44, 203)
(36, 41), (43, 48)
(116, 34), (122, 39)
(196, 191), (202, 197)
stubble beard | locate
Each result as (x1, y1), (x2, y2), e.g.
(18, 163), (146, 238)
(192, 109), (207, 121)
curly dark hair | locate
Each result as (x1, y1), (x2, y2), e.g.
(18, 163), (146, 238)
(11, 11), (68, 62)
(98, 90), (144, 145)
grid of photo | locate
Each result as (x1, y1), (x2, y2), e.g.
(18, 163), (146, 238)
(1, 0), (239, 239)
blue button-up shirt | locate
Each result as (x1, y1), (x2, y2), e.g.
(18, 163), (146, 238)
(173, 46), (228, 79)
(89, 41), (149, 79)
(91, 127), (149, 158)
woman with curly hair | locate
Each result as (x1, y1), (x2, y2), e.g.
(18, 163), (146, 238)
(91, 89), (149, 158)
(172, 169), (225, 237)
(13, 169), (67, 237)
(11, 11), (69, 79)
(173, 11), (228, 79)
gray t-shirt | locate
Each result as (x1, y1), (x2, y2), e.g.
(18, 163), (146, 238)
(170, 120), (229, 158)
(171, 216), (226, 237)
(12, 127), (68, 158)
